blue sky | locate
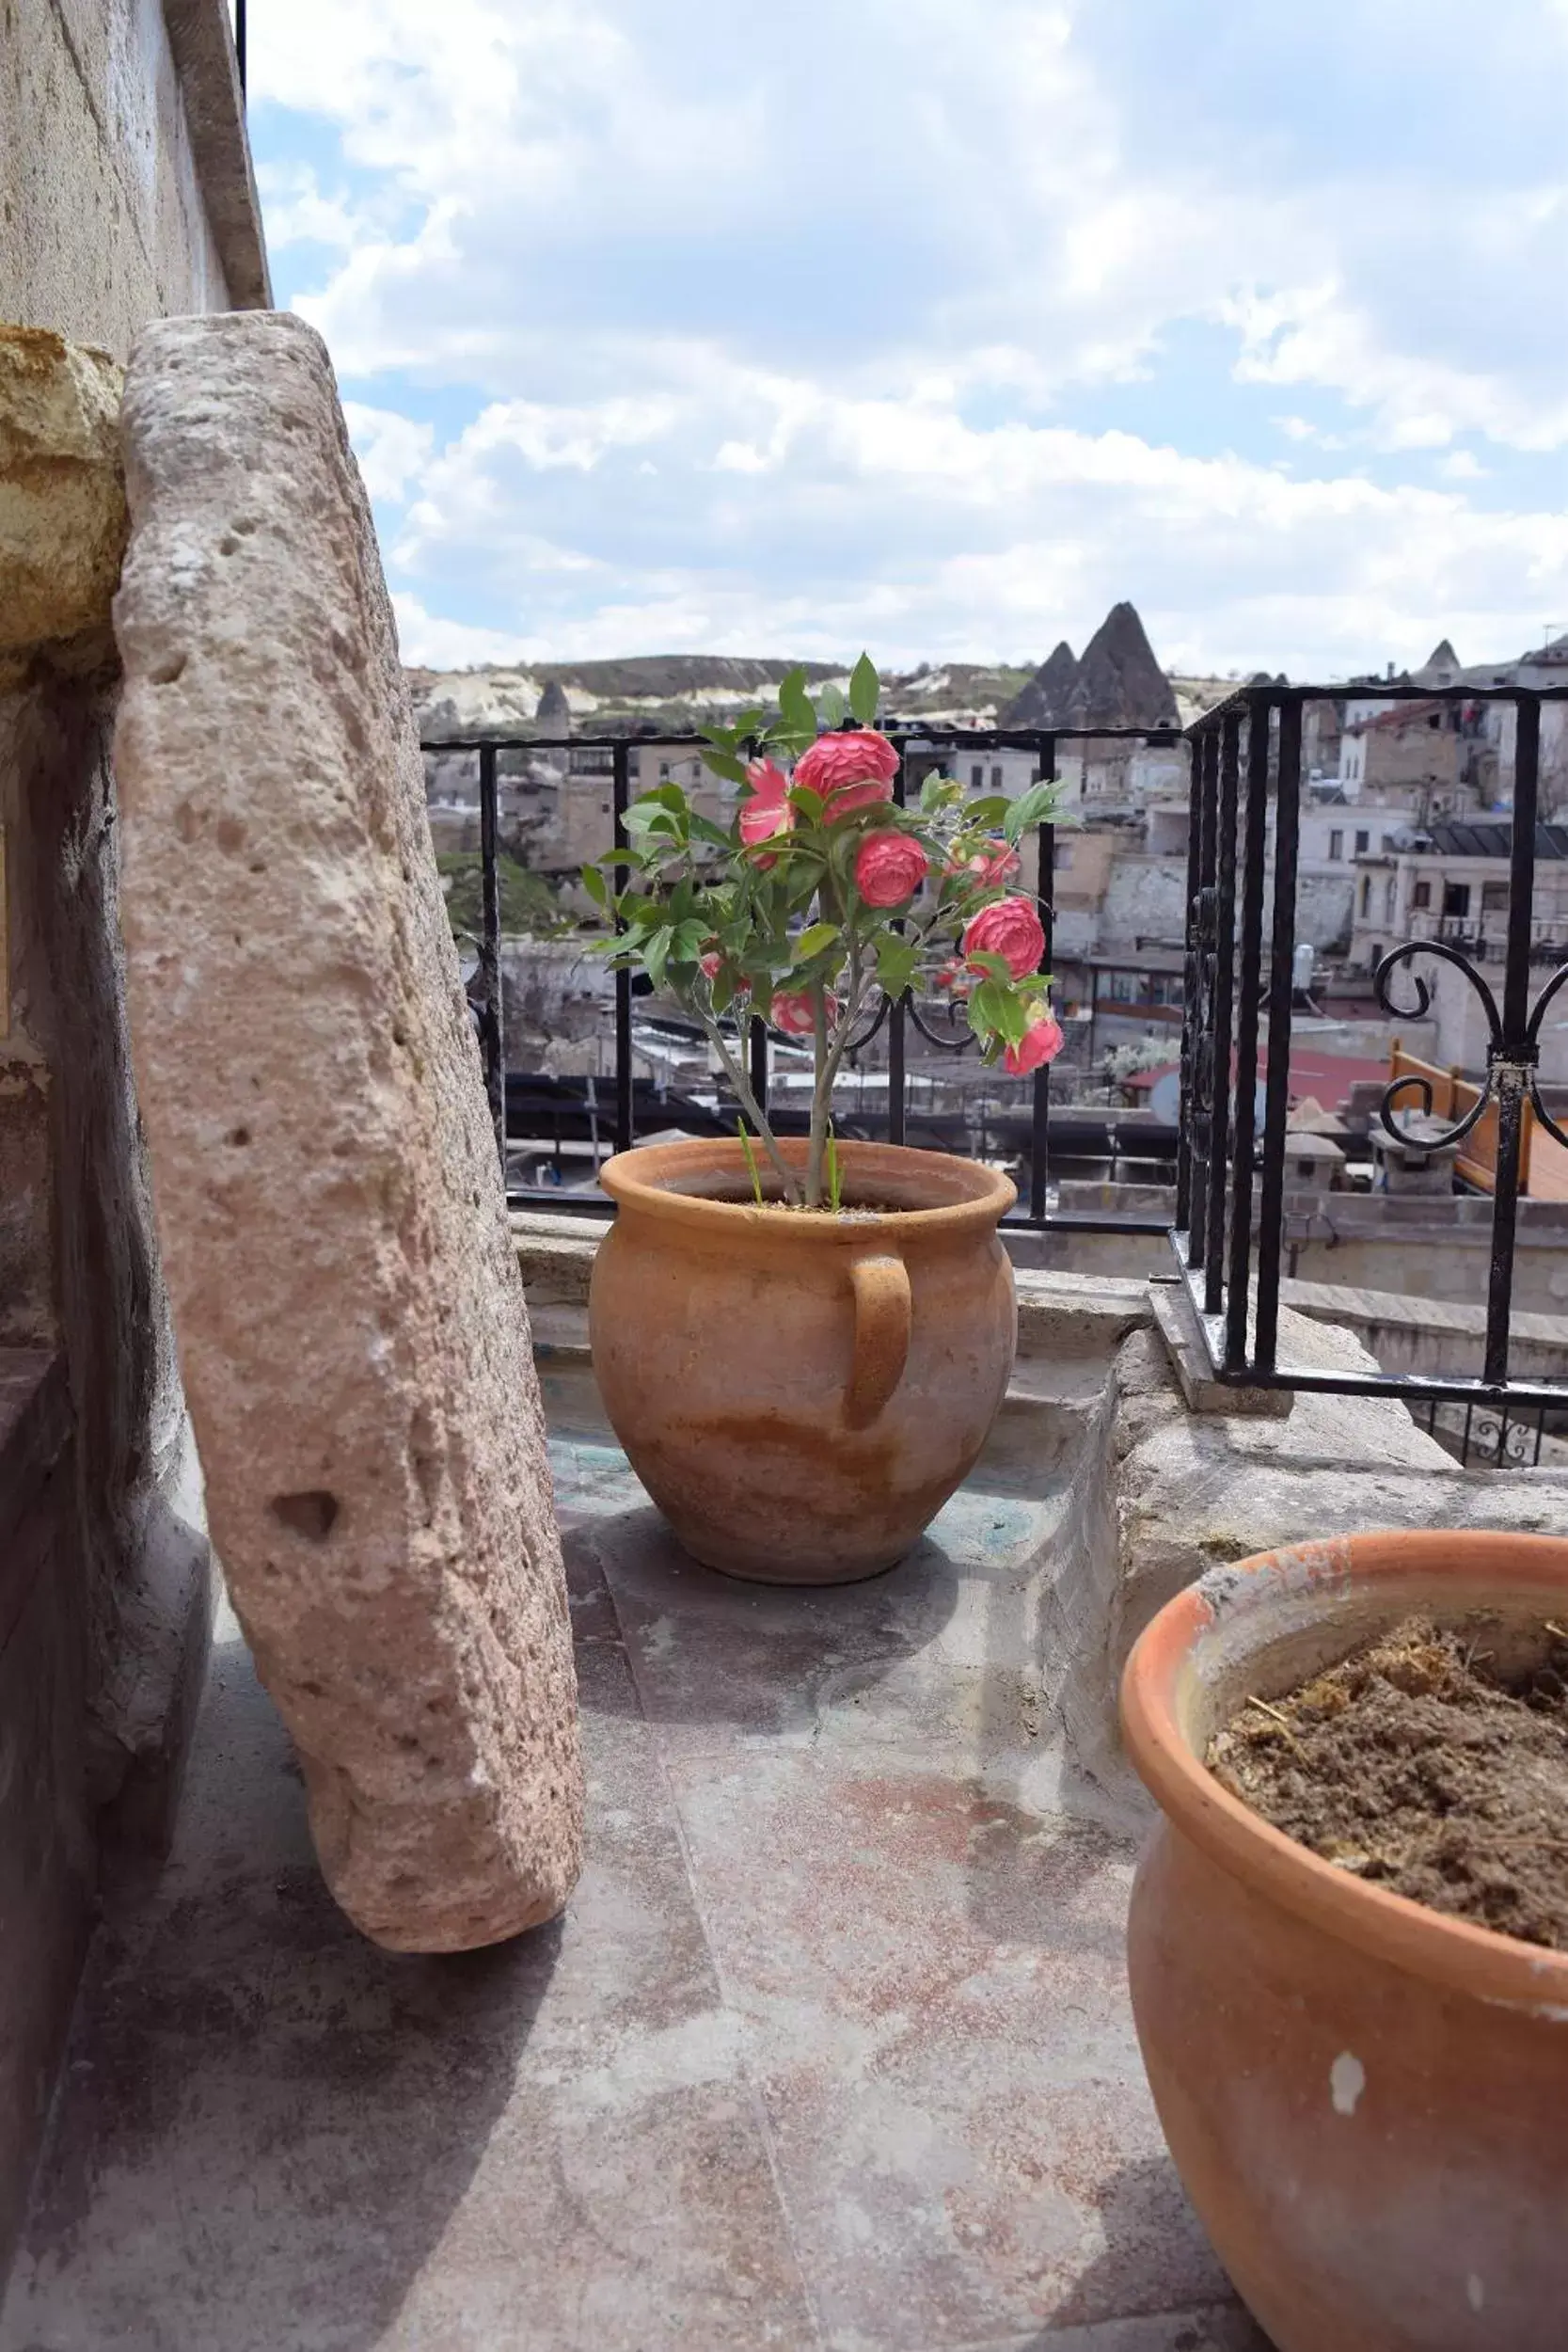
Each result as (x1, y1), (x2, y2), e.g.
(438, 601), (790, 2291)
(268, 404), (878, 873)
(247, 0), (1568, 679)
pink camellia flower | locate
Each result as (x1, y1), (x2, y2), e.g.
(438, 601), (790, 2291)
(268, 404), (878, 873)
(1004, 1014), (1065, 1076)
(738, 757), (795, 856)
(794, 730), (900, 823)
(967, 838), (1020, 888)
(769, 988), (837, 1037)
(961, 895), (1046, 979)
(854, 831), (928, 908)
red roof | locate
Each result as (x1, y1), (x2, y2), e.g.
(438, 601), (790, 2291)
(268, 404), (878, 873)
(1126, 1046), (1388, 1107)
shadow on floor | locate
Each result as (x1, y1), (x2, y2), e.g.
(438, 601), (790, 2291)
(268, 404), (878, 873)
(565, 1502), (971, 1741)
(1034, 2155), (1276, 2350)
(2, 1631), (564, 2352)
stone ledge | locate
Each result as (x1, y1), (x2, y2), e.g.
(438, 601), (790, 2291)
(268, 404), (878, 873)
(1051, 1316), (1568, 1817)
(512, 1209), (1155, 1360)
(1148, 1278), (1292, 1418)
(1283, 1273), (1568, 1356)
(159, 0), (272, 309)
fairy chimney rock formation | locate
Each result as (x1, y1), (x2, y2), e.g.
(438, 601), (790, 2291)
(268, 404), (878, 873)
(533, 675), (572, 733)
(1068, 601), (1179, 731)
(1002, 639), (1080, 730)
(112, 310), (583, 1952)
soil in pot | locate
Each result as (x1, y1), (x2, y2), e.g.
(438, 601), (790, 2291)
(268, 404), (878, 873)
(1207, 1614), (1568, 1951)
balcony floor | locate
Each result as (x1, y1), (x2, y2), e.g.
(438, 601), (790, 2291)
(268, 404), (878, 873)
(2, 1359), (1270, 2352)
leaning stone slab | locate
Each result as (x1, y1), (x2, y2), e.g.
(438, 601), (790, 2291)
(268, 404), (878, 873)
(112, 312), (583, 1952)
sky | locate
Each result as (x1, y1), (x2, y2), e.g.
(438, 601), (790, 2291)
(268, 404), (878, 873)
(246, 0), (1568, 681)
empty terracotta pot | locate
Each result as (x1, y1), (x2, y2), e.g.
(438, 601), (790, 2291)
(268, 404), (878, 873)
(590, 1136), (1016, 1581)
(1120, 1527), (1568, 2352)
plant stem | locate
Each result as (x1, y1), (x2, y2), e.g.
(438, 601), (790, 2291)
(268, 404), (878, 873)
(804, 939), (876, 1209)
(805, 984), (832, 1208)
(701, 1012), (803, 1204)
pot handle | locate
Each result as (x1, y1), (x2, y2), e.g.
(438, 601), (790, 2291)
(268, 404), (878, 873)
(845, 1252), (911, 1429)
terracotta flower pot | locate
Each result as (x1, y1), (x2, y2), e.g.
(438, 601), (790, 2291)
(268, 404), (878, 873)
(1119, 1528), (1568, 2352)
(589, 1136), (1016, 1582)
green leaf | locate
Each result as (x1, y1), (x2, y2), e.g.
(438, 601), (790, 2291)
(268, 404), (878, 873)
(968, 977), (1026, 1046)
(777, 666), (817, 741)
(700, 748), (750, 787)
(673, 919), (710, 961)
(793, 921), (840, 964)
(579, 862), (610, 910)
(644, 782), (690, 813)
(1004, 780), (1061, 845)
(816, 683), (847, 729)
(644, 925), (674, 990)
(848, 652), (880, 726)
(966, 948), (1014, 985)
(959, 794), (1010, 828)
(787, 783), (826, 823)
(876, 937), (920, 1000)
(919, 771), (962, 815)
(993, 989), (1028, 1045)
(689, 812), (736, 850)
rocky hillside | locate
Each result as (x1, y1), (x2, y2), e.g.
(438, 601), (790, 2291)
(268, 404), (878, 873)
(407, 655), (1037, 740)
(404, 644), (1239, 745)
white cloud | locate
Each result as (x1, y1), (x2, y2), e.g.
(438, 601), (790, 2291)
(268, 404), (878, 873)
(363, 365), (1568, 677)
(391, 595), (535, 669)
(341, 402), (435, 501)
(1439, 450), (1490, 482)
(254, 163), (363, 251)
(1228, 282), (1568, 453)
(250, 0), (1568, 670)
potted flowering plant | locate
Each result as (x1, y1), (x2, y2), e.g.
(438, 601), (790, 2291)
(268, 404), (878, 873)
(581, 654), (1062, 1211)
(579, 658), (1067, 1586)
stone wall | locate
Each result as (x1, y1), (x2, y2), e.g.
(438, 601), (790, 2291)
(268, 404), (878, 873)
(1098, 851), (1187, 947)
(1281, 1278), (1568, 1386)
(0, 0), (268, 2288)
(1295, 869), (1354, 951)
(0, 0), (269, 354)
(1040, 1183), (1568, 1320)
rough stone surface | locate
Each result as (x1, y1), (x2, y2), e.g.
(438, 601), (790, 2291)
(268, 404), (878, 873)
(1001, 636), (1081, 728)
(111, 310), (583, 1952)
(1068, 602), (1179, 731)
(0, 328), (127, 683)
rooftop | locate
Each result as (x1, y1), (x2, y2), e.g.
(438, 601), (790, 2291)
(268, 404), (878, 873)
(1421, 822), (1568, 860)
(1, 1280), (1275, 2352)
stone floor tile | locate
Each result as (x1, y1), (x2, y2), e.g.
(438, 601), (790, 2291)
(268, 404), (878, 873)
(1, 1595), (817, 2352)
(664, 1745), (1234, 2352)
(942, 2309), (1271, 2352)
(586, 1489), (1071, 1772)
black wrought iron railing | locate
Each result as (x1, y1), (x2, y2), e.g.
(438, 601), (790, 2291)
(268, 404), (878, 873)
(1174, 678), (1568, 1423)
(426, 723), (1180, 1240)
(429, 678), (1568, 1445)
